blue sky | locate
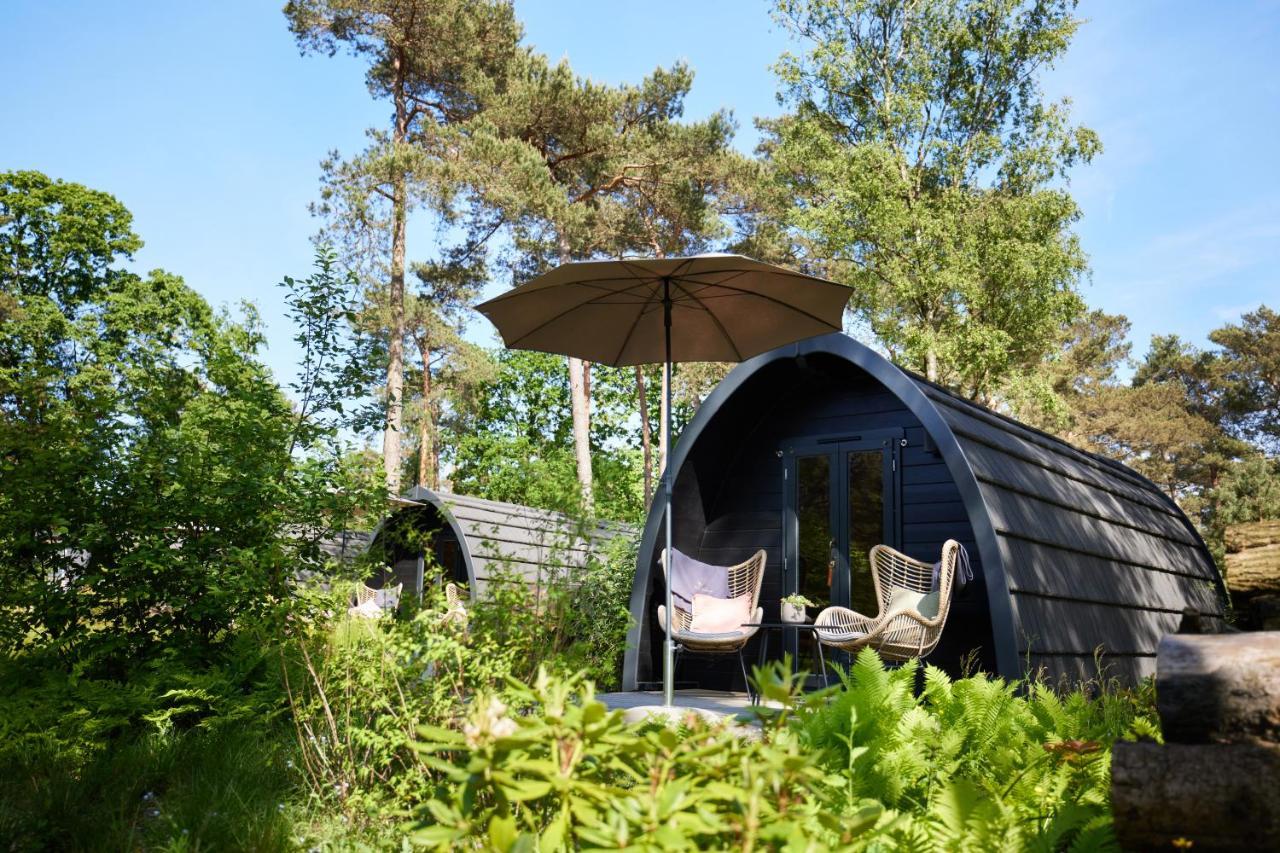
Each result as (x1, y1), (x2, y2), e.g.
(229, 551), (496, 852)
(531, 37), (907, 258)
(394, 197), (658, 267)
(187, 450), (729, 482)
(3, 1), (1277, 386)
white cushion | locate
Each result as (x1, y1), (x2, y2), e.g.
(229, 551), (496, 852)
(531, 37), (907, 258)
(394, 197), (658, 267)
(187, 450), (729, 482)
(347, 599), (385, 619)
(816, 628), (867, 644)
(689, 592), (752, 634)
(885, 587), (940, 619)
(677, 630), (748, 641)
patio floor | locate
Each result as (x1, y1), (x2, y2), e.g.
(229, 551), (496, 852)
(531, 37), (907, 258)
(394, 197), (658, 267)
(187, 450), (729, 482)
(597, 689), (778, 726)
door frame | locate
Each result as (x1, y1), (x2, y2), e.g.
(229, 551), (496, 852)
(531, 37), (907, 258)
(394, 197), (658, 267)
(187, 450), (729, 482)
(781, 428), (903, 665)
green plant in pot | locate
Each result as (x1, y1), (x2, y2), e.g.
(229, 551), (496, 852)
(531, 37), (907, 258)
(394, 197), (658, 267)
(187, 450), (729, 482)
(780, 593), (817, 623)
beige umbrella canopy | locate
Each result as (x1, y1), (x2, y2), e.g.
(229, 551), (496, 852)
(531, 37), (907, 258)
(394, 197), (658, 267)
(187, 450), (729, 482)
(476, 253), (850, 705)
(476, 254), (850, 366)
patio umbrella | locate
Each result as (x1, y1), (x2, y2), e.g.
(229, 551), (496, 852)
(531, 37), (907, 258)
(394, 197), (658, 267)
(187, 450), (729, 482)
(475, 253), (850, 705)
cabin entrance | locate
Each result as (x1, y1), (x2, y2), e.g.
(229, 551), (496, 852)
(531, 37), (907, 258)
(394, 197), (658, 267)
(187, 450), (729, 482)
(782, 428), (902, 674)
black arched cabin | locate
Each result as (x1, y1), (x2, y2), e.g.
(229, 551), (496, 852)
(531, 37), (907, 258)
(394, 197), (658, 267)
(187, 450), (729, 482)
(368, 486), (631, 601)
(622, 333), (1226, 690)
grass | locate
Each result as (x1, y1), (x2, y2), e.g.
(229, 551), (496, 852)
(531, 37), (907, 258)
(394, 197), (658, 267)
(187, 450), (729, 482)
(0, 726), (299, 852)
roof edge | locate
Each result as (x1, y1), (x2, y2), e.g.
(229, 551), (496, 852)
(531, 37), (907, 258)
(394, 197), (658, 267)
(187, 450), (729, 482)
(397, 485), (479, 595)
(622, 333), (1022, 688)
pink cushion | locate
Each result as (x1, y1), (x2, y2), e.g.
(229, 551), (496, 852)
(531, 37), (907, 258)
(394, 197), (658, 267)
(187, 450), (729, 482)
(689, 593), (752, 634)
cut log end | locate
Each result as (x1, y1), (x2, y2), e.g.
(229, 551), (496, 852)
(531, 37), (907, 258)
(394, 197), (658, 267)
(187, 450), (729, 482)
(1156, 632), (1280, 744)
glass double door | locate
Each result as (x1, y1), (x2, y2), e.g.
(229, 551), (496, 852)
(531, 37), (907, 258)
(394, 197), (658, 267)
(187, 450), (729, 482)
(783, 429), (902, 669)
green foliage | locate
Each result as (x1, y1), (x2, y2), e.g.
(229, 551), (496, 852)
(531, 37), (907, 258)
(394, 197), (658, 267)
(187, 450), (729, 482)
(0, 723), (298, 852)
(1210, 305), (1280, 454)
(0, 172), (390, 847)
(795, 650), (1153, 848)
(408, 668), (839, 851)
(0, 171), (300, 665)
(281, 243), (383, 445)
(0, 170), (142, 308)
(1212, 455), (1280, 530)
(279, 555), (636, 835)
(449, 349), (647, 522)
(555, 532), (639, 689)
(401, 652), (1155, 850)
(766, 0), (1098, 401)
(0, 614), (300, 850)
(1064, 317), (1279, 571)
(1005, 309), (1132, 433)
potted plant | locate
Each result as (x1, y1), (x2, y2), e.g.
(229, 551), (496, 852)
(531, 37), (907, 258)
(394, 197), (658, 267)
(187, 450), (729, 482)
(780, 593), (816, 623)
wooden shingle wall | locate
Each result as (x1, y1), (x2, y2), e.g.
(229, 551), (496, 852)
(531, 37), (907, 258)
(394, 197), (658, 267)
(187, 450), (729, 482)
(920, 384), (1225, 683)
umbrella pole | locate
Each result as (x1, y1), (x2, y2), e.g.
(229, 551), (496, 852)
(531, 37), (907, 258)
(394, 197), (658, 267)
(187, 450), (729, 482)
(662, 278), (676, 707)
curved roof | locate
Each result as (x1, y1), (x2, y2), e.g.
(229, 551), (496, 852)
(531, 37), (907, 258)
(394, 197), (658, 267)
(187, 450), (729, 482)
(624, 333), (1226, 684)
(397, 486), (632, 594)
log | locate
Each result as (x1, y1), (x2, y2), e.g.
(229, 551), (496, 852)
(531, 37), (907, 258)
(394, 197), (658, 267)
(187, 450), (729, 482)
(1156, 632), (1280, 744)
(1112, 741), (1280, 852)
(1225, 520), (1280, 597)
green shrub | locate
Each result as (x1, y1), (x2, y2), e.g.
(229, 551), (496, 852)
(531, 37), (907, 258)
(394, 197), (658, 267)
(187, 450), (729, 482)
(0, 618), (299, 851)
(792, 650), (1156, 849)
(401, 651), (1158, 851)
(282, 583), (545, 835)
(408, 667), (843, 851)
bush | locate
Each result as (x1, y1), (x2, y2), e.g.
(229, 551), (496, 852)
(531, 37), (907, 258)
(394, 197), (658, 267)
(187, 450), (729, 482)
(0, 618), (298, 850)
(402, 650), (1158, 850)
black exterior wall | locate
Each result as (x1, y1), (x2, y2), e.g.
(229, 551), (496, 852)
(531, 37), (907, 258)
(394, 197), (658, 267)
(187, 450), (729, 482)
(368, 486), (633, 600)
(622, 334), (1227, 690)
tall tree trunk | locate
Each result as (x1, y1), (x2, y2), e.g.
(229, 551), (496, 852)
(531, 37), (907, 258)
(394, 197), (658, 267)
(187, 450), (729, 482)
(569, 357), (593, 508)
(382, 52), (410, 495)
(925, 347), (939, 383)
(433, 422), (441, 490)
(416, 336), (434, 489)
(560, 232), (593, 509)
(384, 179), (407, 494)
(636, 366), (652, 506)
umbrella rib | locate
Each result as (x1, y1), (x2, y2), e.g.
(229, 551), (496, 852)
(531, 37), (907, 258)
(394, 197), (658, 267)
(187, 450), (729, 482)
(500, 280), (656, 348)
(679, 266), (844, 287)
(481, 272), (655, 304)
(610, 281), (661, 366)
(671, 277), (848, 330)
(670, 277), (743, 361)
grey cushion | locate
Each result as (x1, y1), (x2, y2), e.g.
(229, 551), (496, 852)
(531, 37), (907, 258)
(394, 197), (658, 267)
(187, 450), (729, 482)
(372, 587), (401, 609)
(675, 629), (748, 642)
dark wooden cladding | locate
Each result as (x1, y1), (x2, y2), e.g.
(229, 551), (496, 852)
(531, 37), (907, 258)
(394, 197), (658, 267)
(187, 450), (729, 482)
(1001, 539), (1221, 613)
(623, 334), (1227, 691)
(919, 376), (1224, 681)
(1026, 653), (1153, 686)
(373, 486), (632, 598)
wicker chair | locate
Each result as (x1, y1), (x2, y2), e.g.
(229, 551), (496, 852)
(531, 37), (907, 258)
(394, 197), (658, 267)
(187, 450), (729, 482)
(355, 581), (403, 614)
(657, 549), (767, 698)
(442, 581), (469, 630)
(814, 540), (960, 669)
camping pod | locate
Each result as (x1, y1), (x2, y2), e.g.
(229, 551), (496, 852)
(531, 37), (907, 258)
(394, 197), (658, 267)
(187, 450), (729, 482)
(623, 333), (1226, 691)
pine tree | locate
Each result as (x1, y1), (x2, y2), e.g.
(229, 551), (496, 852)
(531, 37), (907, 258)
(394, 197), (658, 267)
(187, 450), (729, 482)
(285, 0), (519, 494)
(469, 52), (700, 509)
